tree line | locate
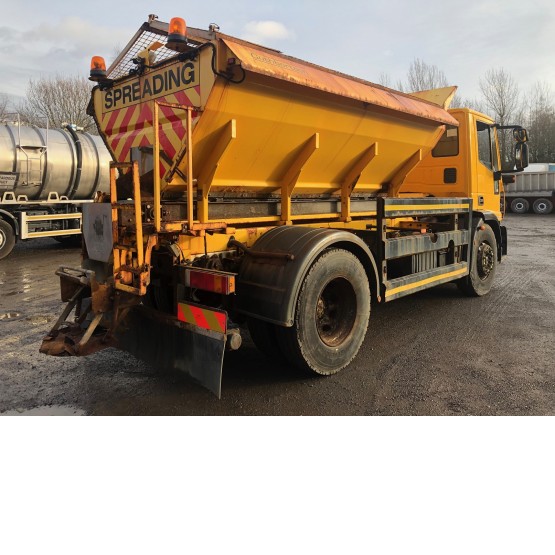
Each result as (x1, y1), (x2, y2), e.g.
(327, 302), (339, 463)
(381, 59), (555, 166)
(1, 76), (96, 133)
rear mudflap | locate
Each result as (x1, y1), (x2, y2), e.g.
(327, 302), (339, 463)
(118, 305), (226, 398)
(40, 268), (229, 396)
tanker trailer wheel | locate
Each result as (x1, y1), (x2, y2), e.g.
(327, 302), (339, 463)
(510, 198), (529, 214)
(0, 220), (16, 260)
(532, 198), (553, 215)
(457, 224), (497, 297)
(276, 249), (370, 375)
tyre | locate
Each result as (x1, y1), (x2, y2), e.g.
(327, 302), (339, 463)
(510, 198), (529, 214)
(457, 224), (497, 297)
(275, 249), (370, 375)
(532, 198), (553, 215)
(247, 317), (286, 362)
(0, 219), (16, 260)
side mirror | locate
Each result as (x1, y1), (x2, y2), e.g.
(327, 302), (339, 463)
(515, 142), (529, 171)
(513, 128), (528, 143)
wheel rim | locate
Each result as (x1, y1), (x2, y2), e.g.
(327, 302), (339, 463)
(477, 242), (495, 280)
(315, 277), (357, 347)
(0, 230), (5, 249)
(534, 201), (551, 214)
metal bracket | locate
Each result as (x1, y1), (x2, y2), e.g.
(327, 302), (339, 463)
(197, 119), (237, 222)
(280, 133), (319, 223)
(340, 142), (378, 222)
(388, 149), (422, 197)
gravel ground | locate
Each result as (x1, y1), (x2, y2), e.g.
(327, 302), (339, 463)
(1, 213), (554, 415)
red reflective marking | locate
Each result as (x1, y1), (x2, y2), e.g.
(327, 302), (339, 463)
(110, 137), (121, 156)
(189, 305), (210, 330)
(105, 110), (120, 136)
(171, 91), (190, 139)
(177, 304), (186, 322)
(190, 272), (215, 291)
(215, 312), (227, 331)
(120, 129), (143, 163)
(159, 131), (176, 160)
(177, 303), (227, 333)
(138, 102), (152, 127)
(119, 104), (138, 134)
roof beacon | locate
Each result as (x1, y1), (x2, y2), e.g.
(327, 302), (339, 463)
(89, 56), (107, 82)
(166, 17), (188, 52)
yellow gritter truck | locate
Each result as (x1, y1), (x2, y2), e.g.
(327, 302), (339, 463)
(40, 17), (529, 396)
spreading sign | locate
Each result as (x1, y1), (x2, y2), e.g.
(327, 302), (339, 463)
(103, 61), (198, 112)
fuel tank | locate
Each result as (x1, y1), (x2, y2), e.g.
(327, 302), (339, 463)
(0, 122), (111, 200)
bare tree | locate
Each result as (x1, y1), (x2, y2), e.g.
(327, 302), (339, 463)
(18, 75), (97, 133)
(377, 72), (393, 89)
(0, 93), (9, 120)
(450, 95), (486, 113)
(479, 68), (521, 167)
(406, 58), (449, 92)
(377, 72), (405, 92)
(524, 81), (555, 163)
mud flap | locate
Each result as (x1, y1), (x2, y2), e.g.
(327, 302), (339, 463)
(118, 306), (226, 398)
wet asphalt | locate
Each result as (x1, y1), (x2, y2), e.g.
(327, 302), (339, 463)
(1, 213), (554, 415)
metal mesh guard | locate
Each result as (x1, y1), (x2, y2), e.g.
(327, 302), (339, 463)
(107, 28), (176, 80)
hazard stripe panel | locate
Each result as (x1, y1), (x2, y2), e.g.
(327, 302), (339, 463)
(100, 87), (201, 180)
(177, 302), (227, 334)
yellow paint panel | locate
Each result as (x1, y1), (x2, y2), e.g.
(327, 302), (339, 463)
(386, 203), (470, 211)
(409, 87), (458, 109)
(385, 268), (468, 298)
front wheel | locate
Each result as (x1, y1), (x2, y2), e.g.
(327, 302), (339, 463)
(276, 249), (370, 375)
(0, 219), (16, 260)
(457, 224), (497, 297)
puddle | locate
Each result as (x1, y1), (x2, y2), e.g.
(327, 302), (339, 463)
(1, 405), (86, 416)
(0, 311), (24, 321)
(25, 315), (51, 325)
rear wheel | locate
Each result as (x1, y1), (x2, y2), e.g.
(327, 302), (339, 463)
(510, 198), (529, 213)
(276, 249), (370, 375)
(247, 317), (286, 362)
(457, 224), (497, 297)
(532, 198), (553, 215)
(0, 219), (16, 260)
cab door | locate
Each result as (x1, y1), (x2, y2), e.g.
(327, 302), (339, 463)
(475, 119), (502, 218)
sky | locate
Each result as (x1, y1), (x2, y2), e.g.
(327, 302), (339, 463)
(1, 0), (554, 104)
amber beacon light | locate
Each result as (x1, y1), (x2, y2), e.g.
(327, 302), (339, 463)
(166, 17), (188, 51)
(89, 56), (107, 81)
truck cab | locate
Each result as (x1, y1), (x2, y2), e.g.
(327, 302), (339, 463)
(402, 109), (503, 219)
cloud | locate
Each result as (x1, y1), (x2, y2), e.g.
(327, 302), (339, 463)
(0, 16), (133, 96)
(241, 21), (295, 45)
(30, 16), (131, 61)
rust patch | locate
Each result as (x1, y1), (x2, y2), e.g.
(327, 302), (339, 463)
(40, 325), (116, 357)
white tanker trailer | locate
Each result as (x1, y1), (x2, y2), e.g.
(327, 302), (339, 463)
(0, 119), (111, 259)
